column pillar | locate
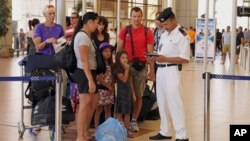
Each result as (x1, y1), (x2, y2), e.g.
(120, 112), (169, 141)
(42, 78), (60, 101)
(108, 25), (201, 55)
(56, 0), (66, 27)
(82, 0), (86, 14)
(93, 0), (98, 13)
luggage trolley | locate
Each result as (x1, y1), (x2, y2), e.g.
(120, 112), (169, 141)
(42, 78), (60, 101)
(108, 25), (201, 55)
(17, 55), (63, 141)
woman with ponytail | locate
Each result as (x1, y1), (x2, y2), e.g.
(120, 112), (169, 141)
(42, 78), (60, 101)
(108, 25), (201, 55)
(72, 12), (99, 141)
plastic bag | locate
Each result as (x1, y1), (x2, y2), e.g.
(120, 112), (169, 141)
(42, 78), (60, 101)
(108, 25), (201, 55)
(95, 117), (127, 141)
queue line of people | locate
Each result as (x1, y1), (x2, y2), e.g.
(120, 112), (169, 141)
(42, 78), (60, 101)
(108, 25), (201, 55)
(26, 4), (190, 141)
(71, 7), (189, 141)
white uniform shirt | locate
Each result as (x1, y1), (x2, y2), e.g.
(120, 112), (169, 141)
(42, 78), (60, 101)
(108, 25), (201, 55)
(157, 26), (190, 64)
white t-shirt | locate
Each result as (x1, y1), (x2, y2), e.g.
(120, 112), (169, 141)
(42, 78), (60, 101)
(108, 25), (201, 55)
(222, 31), (231, 45)
(74, 31), (97, 70)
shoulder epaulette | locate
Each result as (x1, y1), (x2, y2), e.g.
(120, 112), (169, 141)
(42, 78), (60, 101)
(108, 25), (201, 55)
(179, 28), (187, 36)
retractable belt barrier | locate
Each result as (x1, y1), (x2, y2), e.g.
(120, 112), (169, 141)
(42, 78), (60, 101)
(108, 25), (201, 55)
(0, 76), (56, 81)
(202, 72), (250, 141)
(0, 75), (62, 141)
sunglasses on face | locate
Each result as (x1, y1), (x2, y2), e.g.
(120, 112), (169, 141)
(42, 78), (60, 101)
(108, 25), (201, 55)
(71, 17), (78, 19)
(48, 12), (55, 16)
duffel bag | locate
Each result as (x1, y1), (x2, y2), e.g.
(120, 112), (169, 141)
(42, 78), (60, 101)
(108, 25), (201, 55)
(31, 96), (75, 126)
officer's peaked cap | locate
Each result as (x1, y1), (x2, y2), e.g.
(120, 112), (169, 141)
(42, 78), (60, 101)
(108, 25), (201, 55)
(157, 7), (175, 23)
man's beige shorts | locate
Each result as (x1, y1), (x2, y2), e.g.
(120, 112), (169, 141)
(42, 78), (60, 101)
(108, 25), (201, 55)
(222, 45), (231, 54)
(130, 64), (148, 97)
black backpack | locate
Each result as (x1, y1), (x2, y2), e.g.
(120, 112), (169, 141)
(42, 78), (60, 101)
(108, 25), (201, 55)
(25, 68), (56, 106)
(55, 41), (77, 82)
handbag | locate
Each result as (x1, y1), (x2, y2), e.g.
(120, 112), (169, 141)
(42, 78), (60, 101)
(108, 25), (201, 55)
(82, 30), (106, 74)
(132, 58), (146, 71)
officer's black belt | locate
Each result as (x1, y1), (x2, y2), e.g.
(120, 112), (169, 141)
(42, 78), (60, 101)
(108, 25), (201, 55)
(157, 64), (178, 68)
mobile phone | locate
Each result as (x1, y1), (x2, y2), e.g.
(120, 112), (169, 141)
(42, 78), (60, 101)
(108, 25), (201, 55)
(145, 53), (159, 57)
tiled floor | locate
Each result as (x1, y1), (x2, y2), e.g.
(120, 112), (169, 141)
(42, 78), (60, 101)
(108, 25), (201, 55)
(0, 53), (250, 141)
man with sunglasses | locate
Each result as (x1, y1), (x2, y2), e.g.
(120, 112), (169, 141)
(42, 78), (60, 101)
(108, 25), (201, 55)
(65, 12), (79, 41)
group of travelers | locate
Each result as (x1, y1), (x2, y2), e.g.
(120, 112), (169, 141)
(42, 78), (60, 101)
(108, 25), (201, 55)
(216, 25), (245, 64)
(24, 4), (190, 141)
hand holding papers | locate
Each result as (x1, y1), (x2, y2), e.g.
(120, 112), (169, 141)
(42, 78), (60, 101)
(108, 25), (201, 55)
(53, 37), (67, 53)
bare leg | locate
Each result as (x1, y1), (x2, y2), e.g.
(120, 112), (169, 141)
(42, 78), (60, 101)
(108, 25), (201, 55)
(115, 113), (122, 122)
(94, 105), (103, 128)
(221, 53), (226, 64)
(124, 114), (130, 130)
(235, 55), (239, 64)
(132, 96), (142, 120)
(76, 93), (98, 141)
(104, 104), (112, 119)
(125, 114), (134, 138)
(85, 93), (99, 137)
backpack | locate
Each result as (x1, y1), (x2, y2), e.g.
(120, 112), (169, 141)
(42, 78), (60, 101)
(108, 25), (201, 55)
(25, 68), (56, 106)
(55, 41), (77, 82)
(31, 96), (75, 125)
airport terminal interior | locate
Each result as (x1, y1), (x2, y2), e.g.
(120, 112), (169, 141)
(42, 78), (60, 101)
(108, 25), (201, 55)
(1, 0), (250, 141)
(1, 51), (250, 141)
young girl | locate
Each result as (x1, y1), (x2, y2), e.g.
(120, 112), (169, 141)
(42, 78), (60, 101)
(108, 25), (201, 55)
(113, 50), (136, 138)
(94, 42), (115, 128)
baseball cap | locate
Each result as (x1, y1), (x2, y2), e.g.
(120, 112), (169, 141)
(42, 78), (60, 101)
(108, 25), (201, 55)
(99, 42), (114, 51)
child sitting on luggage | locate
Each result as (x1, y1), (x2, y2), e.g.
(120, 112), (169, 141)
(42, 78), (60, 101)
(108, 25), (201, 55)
(113, 50), (136, 138)
(94, 42), (115, 128)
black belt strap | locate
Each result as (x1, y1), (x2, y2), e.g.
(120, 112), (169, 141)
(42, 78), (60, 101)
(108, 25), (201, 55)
(157, 64), (177, 67)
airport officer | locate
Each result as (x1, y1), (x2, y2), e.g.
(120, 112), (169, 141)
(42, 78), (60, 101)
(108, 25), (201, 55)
(148, 7), (190, 141)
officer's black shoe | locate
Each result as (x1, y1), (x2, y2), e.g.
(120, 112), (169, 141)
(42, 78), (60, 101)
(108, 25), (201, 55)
(175, 138), (189, 141)
(149, 133), (172, 140)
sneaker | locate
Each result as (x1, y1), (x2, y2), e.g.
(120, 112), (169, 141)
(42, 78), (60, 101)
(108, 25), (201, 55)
(130, 121), (139, 132)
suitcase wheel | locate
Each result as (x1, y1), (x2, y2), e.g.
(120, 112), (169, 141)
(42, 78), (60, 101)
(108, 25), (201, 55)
(17, 121), (25, 138)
